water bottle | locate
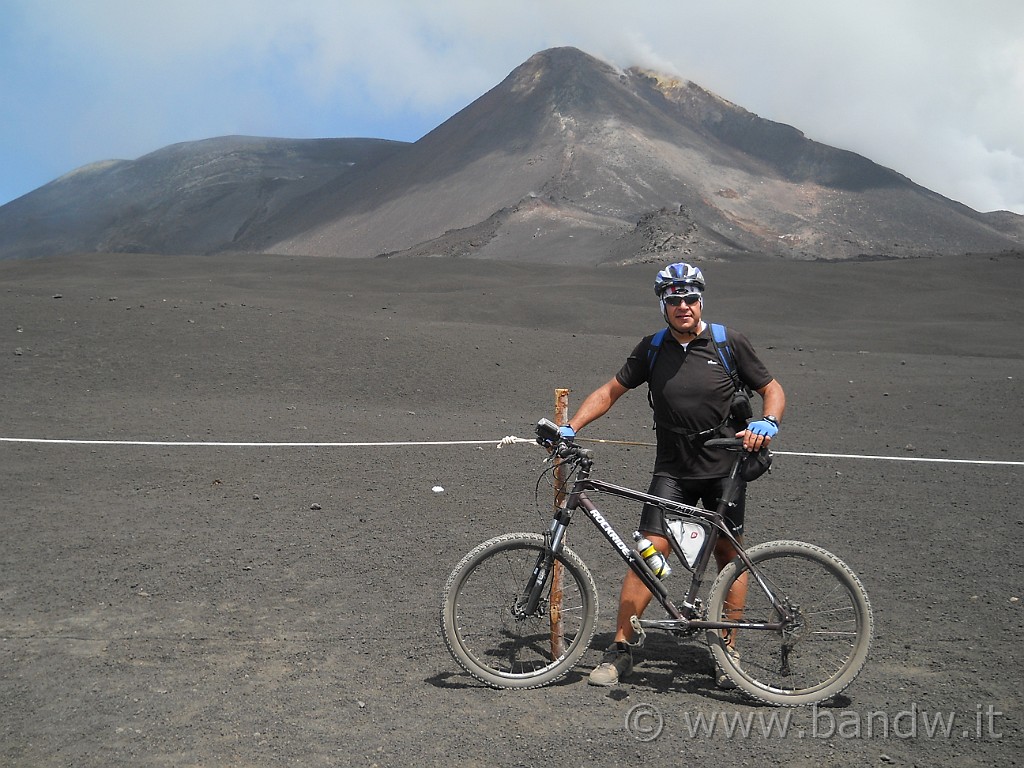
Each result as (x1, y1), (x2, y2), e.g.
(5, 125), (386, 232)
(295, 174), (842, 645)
(634, 531), (672, 579)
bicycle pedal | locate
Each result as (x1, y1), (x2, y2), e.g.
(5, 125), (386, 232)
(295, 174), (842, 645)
(628, 615), (646, 648)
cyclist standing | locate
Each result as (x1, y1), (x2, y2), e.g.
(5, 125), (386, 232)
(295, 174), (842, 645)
(558, 262), (786, 687)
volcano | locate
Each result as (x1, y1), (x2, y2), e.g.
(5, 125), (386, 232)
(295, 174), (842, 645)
(1, 47), (1020, 262)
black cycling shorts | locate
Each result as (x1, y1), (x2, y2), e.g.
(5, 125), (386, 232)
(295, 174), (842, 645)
(639, 474), (746, 537)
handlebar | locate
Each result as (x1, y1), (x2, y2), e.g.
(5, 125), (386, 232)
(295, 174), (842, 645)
(535, 419), (769, 483)
(704, 437), (745, 451)
(537, 419), (747, 459)
(535, 418), (592, 461)
(540, 421), (749, 450)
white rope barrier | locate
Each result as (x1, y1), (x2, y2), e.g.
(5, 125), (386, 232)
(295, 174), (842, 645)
(0, 434), (1020, 465)
(771, 450), (1022, 466)
(0, 436), (524, 448)
(2, 434), (1024, 468)
(581, 438), (1024, 466)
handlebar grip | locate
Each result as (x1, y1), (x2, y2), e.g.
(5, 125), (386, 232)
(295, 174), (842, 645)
(705, 437), (744, 450)
(555, 444), (592, 462)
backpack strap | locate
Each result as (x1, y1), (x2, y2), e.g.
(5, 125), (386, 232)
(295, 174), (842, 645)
(646, 327), (669, 375)
(709, 322), (742, 391)
(645, 328), (670, 413)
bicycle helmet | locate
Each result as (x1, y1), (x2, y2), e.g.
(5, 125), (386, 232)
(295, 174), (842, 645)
(654, 262), (705, 297)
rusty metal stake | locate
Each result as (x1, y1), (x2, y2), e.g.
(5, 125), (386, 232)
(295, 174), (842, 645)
(550, 388), (569, 659)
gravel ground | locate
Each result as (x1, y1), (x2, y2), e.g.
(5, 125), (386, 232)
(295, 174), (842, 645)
(1, 251), (1022, 767)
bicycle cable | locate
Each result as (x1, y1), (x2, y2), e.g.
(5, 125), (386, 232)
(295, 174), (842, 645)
(533, 453), (580, 524)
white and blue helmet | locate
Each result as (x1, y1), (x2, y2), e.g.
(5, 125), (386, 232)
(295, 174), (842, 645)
(655, 262), (705, 320)
(654, 262), (705, 297)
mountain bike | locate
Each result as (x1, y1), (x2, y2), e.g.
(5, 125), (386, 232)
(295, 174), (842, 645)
(439, 419), (873, 706)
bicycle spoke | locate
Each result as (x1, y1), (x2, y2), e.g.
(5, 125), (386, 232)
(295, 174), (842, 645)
(707, 541), (872, 704)
(441, 533), (598, 688)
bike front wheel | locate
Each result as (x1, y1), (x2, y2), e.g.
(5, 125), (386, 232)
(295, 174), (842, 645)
(706, 540), (873, 706)
(440, 532), (598, 689)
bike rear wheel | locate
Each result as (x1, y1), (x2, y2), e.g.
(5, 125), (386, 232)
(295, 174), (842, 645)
(440, 532), (598, 689)
(706, 539), (873, 706)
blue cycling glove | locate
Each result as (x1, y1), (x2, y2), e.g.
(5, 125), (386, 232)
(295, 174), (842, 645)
(558, 424), (576, 441)
(747, 418), (779, 439)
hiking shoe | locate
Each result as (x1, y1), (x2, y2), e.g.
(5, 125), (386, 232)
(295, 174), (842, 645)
(588, 642), (633, 686)
(716, 645), (741, 690)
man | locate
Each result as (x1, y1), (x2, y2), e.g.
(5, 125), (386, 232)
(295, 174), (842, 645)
(558, 262), (786, 687)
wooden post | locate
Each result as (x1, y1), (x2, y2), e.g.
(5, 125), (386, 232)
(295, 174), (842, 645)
(550, 388), (570, 659)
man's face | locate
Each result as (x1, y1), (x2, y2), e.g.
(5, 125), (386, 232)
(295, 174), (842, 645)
(663, 292), (703, 335)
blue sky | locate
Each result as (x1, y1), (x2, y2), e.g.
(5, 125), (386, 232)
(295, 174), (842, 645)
(2, 0), (1022, 213)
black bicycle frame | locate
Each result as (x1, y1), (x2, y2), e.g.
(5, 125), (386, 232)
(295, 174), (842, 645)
(544, 458), (793, 634)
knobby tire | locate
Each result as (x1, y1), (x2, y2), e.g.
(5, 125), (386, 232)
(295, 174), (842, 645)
(440, 533), (598, 689)
(706, 539), (873, 706)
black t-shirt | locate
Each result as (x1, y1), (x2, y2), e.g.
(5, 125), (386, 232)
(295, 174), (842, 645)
(616, 324), (773, 479)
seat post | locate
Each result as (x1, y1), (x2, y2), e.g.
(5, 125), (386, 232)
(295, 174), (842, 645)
(715, 452), (744, 514)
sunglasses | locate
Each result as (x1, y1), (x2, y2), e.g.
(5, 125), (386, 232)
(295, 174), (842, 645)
(664, 294), (702, 307)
